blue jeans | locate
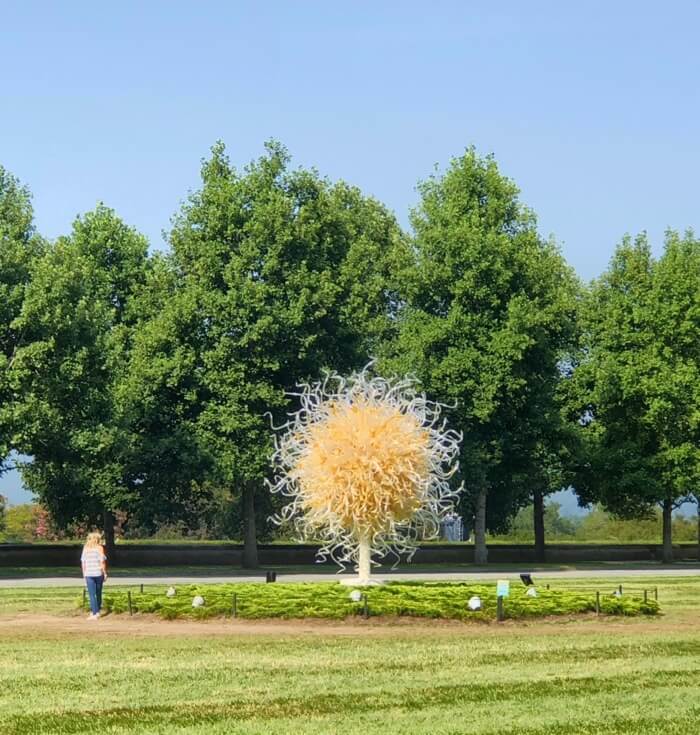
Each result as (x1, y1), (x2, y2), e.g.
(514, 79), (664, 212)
(85, 575), (104, 615)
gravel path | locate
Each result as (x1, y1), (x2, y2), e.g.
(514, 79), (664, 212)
(2, 566), (698, 587)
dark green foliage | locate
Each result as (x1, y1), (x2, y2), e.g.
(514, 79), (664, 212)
(9, 207), (150, 531)
(383, 148), (580, 558)
(0, 166), (44, 471)
(94, 581), (658, 620)
(572, 232), (700, 558)
(134, 141), (405, 558)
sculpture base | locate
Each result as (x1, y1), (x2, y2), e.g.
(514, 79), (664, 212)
(339, 577), (384, 587)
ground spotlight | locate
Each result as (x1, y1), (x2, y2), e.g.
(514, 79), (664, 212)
(520, 573), (534, 586)
(467, 595), (482, 611)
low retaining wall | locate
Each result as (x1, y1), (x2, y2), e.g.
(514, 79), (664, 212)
(0, 542), (697, 567)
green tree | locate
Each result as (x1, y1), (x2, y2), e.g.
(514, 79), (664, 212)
(0, 166), (43, 473)
(9, 206), (152, 552)
(498, 501), (579, 542)
(2, 503), (36, 542)
(385, 148), (578, 563)
(137, 141), (403, 566)
(0, 493), (6, 536)
(574, 232), (700, 563)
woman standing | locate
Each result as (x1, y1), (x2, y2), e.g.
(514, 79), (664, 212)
(81, 531), (108, 619)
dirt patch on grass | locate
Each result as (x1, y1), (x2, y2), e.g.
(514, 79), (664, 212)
(0, 611), (695, 639)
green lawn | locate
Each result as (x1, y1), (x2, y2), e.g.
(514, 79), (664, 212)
(0, 575), (698, 734)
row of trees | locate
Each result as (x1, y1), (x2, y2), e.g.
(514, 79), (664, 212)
(1, 142), (698, 564)
(4, 497), (696, 546)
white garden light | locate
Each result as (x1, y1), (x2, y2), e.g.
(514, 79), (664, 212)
(192, 595), (205, 608)
(166, 586), (176, 598)
(467, 596), (482, 611)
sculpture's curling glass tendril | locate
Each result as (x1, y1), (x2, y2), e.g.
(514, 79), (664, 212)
(267, 365), (463, 580)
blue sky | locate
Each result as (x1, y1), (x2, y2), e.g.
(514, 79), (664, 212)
(2, 1), (699, 506)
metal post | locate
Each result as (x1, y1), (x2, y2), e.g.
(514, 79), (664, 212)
(497, 595), (504, 622)
(127, 590), (133, 616)
(140, 583), (144, 594)
(644, 589), (648, 603)
(654, 586), (658, 601)
(595, 591), (600, 614)
(232, 593), (237, 618)
(363, 593), (369, 619)
(618, 584), (623, 595)
(546, 584), (550, 590)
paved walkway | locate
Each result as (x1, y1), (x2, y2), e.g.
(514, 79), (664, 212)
(2, 566), (698, 588)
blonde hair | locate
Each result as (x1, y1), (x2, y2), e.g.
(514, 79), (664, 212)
(84, 531), (103, 549)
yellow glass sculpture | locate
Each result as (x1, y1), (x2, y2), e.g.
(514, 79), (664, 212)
(268, 367), (462, 584)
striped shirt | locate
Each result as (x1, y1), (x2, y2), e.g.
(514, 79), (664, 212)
(81, 546), (106, 577)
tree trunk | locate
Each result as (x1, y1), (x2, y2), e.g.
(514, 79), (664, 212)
(533, 489), (546, 563)
(102, 509), (115, 560)
(662, 496), (673, 564)
(473, 487), (488, 565)
(242, 482), (259, 569)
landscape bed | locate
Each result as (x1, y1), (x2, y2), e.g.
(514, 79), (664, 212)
(90, 581), (660, 620)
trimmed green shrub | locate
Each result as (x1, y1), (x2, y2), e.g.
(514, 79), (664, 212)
(87, 581), (660, 621)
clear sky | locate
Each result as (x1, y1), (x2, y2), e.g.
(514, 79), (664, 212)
(2, 1), (699, 505)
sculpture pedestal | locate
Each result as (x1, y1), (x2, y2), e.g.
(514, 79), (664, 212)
(339, 536), (384, 586)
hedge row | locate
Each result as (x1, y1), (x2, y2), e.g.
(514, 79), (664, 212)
(85, 581), (660, 621)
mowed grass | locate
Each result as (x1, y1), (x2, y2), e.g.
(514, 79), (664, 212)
(0, 575), (698, 734)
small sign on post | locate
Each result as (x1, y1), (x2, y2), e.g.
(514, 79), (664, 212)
(496, 580), (510, 598)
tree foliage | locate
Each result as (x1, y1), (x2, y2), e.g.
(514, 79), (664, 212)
(0, 166), (43, 472)
(384, 148), (579, 561)
(1, 147), (698, 563)
(572, 232), (700, 560)
(133, 141), (404, 563)
(9, 206), (151, 542)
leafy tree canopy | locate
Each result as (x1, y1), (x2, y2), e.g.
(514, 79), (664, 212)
(574, 231), (700, 515)
(131, 141), (405, 557)
(384, 148), (579, 540)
